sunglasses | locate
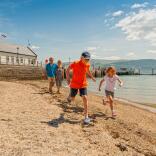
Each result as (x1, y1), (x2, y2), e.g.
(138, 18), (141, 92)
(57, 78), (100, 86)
(84, 59), (90, 62)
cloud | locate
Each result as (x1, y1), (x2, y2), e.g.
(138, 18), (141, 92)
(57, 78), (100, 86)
(90, 52), (97, 59)
(112, 10), (124, 17)
(131, 2), (148, 9)
(116, 9), (156, 46)
(84, 47), (99, 59)
(147, 50), (156, 54)
(85, 47), (98, 51)
(90, 53), (121, 60)
(127, 52), (135, 56)
(102, 48), (116, 52)
(103, 56), (121, 60)
(30, 45), (40, 50)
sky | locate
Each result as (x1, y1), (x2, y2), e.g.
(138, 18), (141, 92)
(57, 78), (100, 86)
(0, 0), (156, 62)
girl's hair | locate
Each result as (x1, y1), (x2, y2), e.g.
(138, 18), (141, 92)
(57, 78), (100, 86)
(106, 66), (116, 74)
(57, 60), (62, 66)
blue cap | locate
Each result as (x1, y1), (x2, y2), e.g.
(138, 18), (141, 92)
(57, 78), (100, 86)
(81, 51), (91, 59)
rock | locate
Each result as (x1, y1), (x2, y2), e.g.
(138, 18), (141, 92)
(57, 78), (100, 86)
(116, 143), (128, 151)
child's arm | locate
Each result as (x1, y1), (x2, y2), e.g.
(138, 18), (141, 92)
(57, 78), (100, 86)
(87, 69), (96, 82)
(118, 78), (123, 87)
(66, 66), (71, 85)
(99, 78), (104, 91)
(62, 69), (64, 80)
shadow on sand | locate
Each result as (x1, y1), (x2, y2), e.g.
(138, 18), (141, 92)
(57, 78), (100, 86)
(41, 113), (81, 128)
(55, 100), (84, 114)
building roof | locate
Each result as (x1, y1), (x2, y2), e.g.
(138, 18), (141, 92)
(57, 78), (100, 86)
(0, 42), (37, 57)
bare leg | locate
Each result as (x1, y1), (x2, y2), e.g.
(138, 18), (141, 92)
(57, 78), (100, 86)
(103, 96), (109, 105)
(108, 96), (116, 117)
(108, 96), (113, 110)
(82, 95), (88, 118)
(67, 94), (75, 103)
(57, 86), (60, 93)
(48, 79), (53, 93)
(48, 78), (55, 93)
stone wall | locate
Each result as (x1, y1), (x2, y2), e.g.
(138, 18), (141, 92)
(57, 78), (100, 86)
(0, 64), (43, 80)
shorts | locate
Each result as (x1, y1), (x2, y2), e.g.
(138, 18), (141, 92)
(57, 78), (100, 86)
(105, 90), (114, 98)
(56, 79), (62, 87)
(70, 88), (87, 97)
(48, 77), (55, 85)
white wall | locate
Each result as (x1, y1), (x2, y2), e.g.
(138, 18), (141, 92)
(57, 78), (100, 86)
(0, 52), (37, 65)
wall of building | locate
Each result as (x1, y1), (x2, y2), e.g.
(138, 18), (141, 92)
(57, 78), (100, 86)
(0, 64), (43, 80)
(0, 51), (37, 65)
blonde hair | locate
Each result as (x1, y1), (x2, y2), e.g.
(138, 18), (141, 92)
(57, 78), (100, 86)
(57, 60), (62, 67)
(106, 66), (116, 75)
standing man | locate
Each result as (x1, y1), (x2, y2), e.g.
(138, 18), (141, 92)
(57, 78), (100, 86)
(66, 52), (96, 124)
(46, 57), (58, 93)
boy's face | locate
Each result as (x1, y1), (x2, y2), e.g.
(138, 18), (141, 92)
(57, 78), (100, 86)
(81, 57), (90, 64)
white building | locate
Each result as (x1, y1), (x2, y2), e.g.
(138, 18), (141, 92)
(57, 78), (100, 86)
(0, 42), (37, 65)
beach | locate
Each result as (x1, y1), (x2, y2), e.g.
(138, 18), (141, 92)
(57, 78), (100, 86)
(0, 80), (156, 156)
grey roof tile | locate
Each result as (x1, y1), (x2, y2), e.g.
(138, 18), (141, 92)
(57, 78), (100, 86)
(0, 42), (37, 57)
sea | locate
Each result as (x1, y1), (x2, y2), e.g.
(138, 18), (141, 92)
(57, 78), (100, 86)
(64, 59), (156, 105)
(88, 75), (156, 105)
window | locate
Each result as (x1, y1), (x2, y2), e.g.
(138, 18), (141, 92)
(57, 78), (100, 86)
(6, 56), (9, 64)
(28, 59), (31, 65)
(20, 57), (23, 64)
(31, 59), (35, 65)
(11, 56), (14, 64)
(16, 57), (19, 64)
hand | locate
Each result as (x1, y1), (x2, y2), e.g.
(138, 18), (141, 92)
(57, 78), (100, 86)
(67, 79), (70, 85)
(119, 82), (123, 87)
(92, 77), (96, 82)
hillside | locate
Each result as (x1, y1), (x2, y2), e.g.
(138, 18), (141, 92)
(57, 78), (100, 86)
(91, 59), (156, 74)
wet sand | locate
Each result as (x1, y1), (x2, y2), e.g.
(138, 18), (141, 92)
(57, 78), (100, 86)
(0, 80), (156, 156)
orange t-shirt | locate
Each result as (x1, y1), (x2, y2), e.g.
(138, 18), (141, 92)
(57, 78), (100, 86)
(70, 60), (90, 89)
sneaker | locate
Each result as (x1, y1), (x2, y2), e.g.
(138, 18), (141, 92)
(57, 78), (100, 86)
(49, 90), (53, 94)
(112, 110), (117, 117)
(84, 117), (91, 124)
(67, 97), (71, 103)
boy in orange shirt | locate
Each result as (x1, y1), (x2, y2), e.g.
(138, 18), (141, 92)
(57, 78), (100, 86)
(66, 52), (96, 124)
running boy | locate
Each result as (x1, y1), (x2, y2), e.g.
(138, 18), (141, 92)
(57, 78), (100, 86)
(56, 60), (64, 94)
(99, 66), (123, 117)
(66, 52), (96, 124)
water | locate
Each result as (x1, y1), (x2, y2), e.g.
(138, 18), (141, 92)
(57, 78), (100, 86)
(88, 75), (156, 105)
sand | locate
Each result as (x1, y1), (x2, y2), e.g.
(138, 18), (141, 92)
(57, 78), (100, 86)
(0, 80), (156, 156)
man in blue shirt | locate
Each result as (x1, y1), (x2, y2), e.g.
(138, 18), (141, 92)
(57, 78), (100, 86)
(46, 57), (58, 93)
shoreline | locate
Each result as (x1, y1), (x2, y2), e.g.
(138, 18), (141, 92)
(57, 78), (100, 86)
(116, 98), (156, 114)
(85, 89), (156, 114)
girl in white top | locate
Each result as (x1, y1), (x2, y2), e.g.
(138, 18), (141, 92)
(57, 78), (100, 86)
(99, 66), (123, 118)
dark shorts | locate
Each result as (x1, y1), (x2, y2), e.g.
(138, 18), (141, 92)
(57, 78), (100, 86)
(105, 90), (114, 98)
(70, 88), (87, 97)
